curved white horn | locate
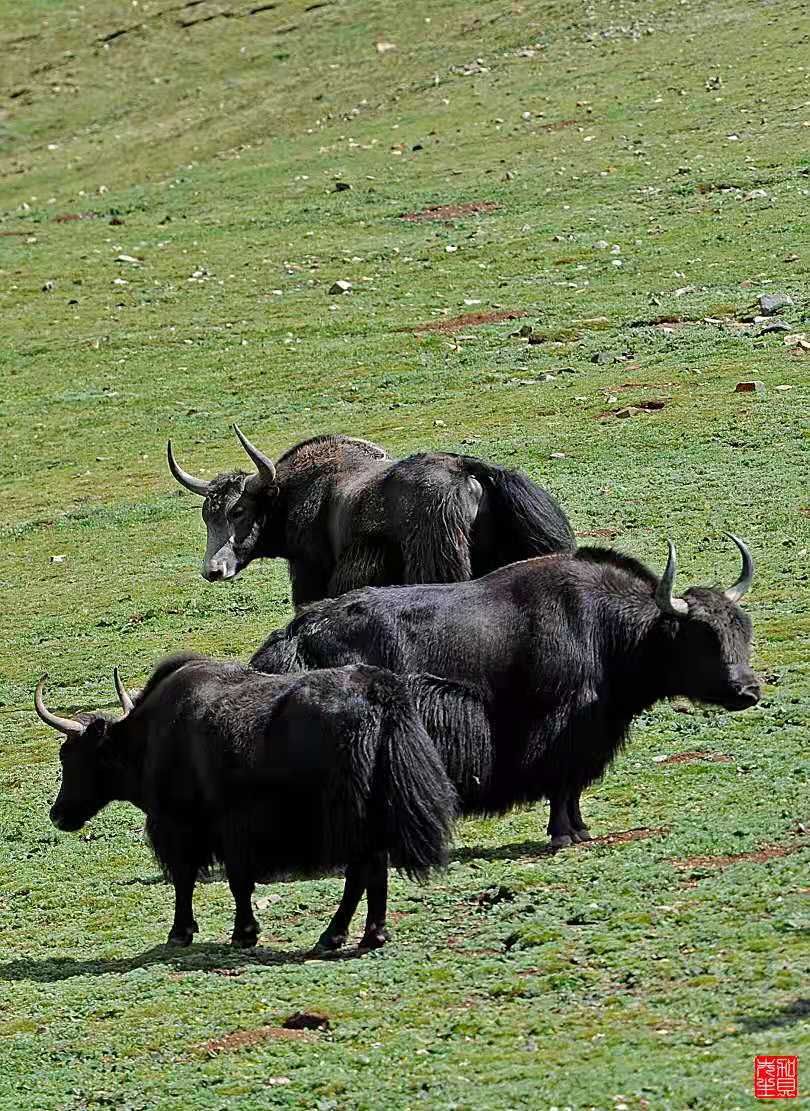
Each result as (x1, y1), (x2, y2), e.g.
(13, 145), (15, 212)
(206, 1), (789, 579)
(725, 534), (754, 602)
(113, 667), (135, 714)
(654, 541), (689, 617)
(167, 440), (213, 497)
(233, 424), (276, 484)
(34, 676), (85, 737)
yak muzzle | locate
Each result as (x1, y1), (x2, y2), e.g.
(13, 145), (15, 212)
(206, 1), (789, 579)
(202, 555), (239, 582)
(722, 680), (761, 711)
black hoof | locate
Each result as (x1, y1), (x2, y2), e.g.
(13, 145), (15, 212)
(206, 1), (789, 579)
(358, 928), (389, 951)
(571, 828), (592, 843)
(549, 834), (573, 851)
(231, 926), (259, 949)
(311, 932), (347, 955)
(167, 927), (195, 947)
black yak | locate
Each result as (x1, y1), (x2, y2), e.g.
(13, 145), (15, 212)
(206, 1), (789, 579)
(251, 537), (760, 849)
(167, 426), (574, 606)
(35, 656), (455, 951)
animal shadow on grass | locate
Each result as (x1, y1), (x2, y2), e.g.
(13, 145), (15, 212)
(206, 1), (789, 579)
(737, 997), (810, 1032)
(0, 940), (366, 984)
(453, 827), (665, 864)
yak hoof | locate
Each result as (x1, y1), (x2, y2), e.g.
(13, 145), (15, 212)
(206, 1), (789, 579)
(549, 834), (573, 852)
(231, 926), (259, 949)
(571, 828), (592, 843)
(358, 928), (389, 951)
(311, 932), (347, 955)
(167, 926), (195, 947)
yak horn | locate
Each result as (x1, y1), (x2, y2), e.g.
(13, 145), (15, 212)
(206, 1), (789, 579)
(655, 541), (689, 617)
(233, 424), (276, 485)
(113, 667), (135, 714)
(167, 441), (213, 497)
(725, 534), (754, 602)
(34, 676), (85, 737)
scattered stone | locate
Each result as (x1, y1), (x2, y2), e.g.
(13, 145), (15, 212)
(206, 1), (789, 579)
(333, 181), (351, 192)
(510, 324), (534, 338)
(600, 399), (667, 420)
(758, 320), (791, 335)
(283, 1011), (330, 1032)
(115, 253), (140, 264)
(434, 419), (446, 427)
(758, 292), (793, 315)
(41, 280), (55, 292)
(594, 239), (609, 250)
(476, 885), (515, 909)
(549, 451), (566, 459)
(784, 333), (810, 351)
(49, 554), (66, 564)
(734, 381), (766, 395)
(591, 351), (615, 365)
(375, 41), (396, 54)
(328, 279), (352, 295)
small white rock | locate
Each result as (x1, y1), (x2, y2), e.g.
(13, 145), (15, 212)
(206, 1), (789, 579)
(328, 279), (352, 295)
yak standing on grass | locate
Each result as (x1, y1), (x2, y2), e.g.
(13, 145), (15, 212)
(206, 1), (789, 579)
(167, 426), (575, 606)
(35, 656), (455, 952)
(252, 537), (761, 849)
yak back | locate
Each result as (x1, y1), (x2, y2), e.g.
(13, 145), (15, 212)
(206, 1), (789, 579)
(135, 657), (450, 881)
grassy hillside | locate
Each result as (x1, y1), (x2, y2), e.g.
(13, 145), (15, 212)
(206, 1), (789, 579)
(1, 0), (808, 1106)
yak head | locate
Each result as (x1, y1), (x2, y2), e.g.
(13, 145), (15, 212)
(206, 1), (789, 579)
(167, 425), (278, 582)
(653, 536), (761, 711)
(36, 670), (134, 831)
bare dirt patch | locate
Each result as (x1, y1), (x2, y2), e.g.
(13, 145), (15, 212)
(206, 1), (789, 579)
(674, 843), (806, 871)
(537, 118), (579, 132)
(576, 528), (620, 540)
(200, 1025), (310, 1055)
(400, 201), (498, 222)
(407, 310), (527, 334)
(661, 751), (734, 765)
(283, 1010), (330, 1031)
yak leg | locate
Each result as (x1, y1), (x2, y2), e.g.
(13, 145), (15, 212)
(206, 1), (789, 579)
(567, 791), (592, 843)
(227, 867), (259, 948)
(168, 863), (199, 946)
(359, 852), (389, 950)
(328, 544), (390, 597)
(313, 859), (368, 953)
(547, 791), (576, 851)
(147, 817), (202, 946)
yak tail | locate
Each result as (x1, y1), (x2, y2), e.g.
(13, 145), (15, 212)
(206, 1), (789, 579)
(404, 674), (494, 809)
(367, 675), (457, 882)
(467, 459), (576, 560)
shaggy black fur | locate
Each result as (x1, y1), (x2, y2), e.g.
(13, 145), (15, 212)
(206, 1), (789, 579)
(251, 546), (760, 848)
(46, 656), (456, 952)
(179, 433), (575, 605)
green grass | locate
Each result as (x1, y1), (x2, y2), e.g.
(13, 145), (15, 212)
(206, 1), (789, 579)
(1, 0), (808, 1106)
